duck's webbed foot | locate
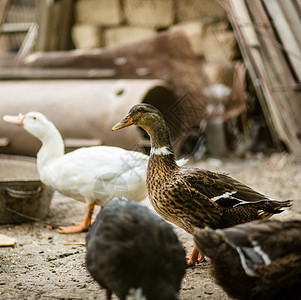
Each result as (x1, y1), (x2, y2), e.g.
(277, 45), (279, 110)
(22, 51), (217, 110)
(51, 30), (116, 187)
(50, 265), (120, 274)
(57, 204), (95, 234)
(57, 223), (89, 234)
(186, 246), (205, 267)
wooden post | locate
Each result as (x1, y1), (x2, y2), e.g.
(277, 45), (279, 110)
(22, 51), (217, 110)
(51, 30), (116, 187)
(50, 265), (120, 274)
(0, 0), (10, 26)
(35, 0), (73, 51)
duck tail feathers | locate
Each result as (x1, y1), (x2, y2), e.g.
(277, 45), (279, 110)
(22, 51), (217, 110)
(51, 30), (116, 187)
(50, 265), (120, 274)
(265, 199), (292, 214)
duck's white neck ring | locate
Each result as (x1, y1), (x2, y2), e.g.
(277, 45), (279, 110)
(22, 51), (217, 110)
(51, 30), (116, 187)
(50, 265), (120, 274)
(150, 146), (173, 156)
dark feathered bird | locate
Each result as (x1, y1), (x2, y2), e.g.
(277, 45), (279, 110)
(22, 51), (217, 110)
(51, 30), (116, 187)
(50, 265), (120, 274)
(86, 197), (186, 300)
(193, 220), (301, 300)
(112, 104), (292, 266)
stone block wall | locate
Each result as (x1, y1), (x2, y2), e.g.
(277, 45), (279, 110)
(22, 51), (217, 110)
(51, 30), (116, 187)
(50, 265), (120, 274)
(75, 0), (123, 26)
(124, 0), (175, 28)
(177, 0), (226, 21)
(72, 0), (238, 85)
(73, 0), (228, 47)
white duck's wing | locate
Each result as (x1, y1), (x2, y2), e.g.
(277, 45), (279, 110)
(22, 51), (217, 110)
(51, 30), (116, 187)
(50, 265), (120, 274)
(40, 146), (149, 204)
(92, 149), (149, 205)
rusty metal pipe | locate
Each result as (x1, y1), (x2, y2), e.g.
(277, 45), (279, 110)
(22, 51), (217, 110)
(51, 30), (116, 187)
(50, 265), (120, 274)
(0, 79), (179, 156)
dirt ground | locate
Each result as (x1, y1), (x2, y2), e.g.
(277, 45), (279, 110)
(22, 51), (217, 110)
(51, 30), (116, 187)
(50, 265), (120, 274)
(0, 153), (300, 300)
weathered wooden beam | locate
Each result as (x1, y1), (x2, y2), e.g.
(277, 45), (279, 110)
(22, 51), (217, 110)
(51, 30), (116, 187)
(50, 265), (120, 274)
(225, 0), (301, 156)
(58, 0), (73, 50)
(0, 0), (10, 26)
(35, 0), (73, 51)
(293, 0), (301, 14)
(0, 22), (32, 33)
(224, 0), (281, 147)
(249, 0), (301, 150)
(263, 0), (301, 82)
(0, 67), (116, 79)
(17, 23), (38, 58)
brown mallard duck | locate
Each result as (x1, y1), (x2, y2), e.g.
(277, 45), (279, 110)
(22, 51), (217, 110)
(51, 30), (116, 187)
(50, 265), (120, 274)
(112, 104), (292, 266)
(86, 197), (186, 300)
(193, 220), (301, 300)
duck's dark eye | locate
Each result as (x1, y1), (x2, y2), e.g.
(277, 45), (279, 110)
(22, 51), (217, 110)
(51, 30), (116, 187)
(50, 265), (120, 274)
(33, 117), (36, 120)
(137, 107), (145, 113)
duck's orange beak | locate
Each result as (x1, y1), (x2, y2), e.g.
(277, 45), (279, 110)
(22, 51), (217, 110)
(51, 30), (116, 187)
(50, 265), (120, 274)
(112, 115), (134, 131)
(3, 113), (26, 127)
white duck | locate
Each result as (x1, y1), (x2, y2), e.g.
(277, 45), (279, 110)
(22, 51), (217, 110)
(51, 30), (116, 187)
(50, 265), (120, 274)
(4, 112), (187, 234)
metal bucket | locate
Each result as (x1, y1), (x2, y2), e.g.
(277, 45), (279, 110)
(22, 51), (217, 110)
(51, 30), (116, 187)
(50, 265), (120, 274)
(0, 156), (53, 224)
(0, 79), (181, 156)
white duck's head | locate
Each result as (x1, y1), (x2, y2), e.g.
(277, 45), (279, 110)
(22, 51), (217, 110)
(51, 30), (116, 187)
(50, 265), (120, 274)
(4, 111), (61, 143)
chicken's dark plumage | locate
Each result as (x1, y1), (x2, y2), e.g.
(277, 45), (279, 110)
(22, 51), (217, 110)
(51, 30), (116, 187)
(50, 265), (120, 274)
(194, 220), (301, 300)
(86, 197), (186, 300)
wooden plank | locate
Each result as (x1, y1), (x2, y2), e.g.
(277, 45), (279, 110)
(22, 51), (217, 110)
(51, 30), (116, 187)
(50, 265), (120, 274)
(0, 67), (116, 79)
(248, 0), (301, 154)
(48, 2), (61, 50)
(263, 0), (301, 81)
(58, 0), (73, 50)
(0, 0), (10, 26)
(18, 23), (38, 58)
(35, 0), (73, 51)
(35, 0), (52, 51)
(224, 0), (266, 89)
(0, 22), (32, 33)
(247, 1), (290, 148)
(278, 0), (301, 48)
(249, 1), (297, 90)
(226, 0), (281, 146)
(227, 0), (259, 47)
(226, 0), (301, 155)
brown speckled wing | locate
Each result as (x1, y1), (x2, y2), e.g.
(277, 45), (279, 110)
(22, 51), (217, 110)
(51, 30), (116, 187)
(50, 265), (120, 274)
(178, 168), (270, 208)
(158, 173), (224, 231)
